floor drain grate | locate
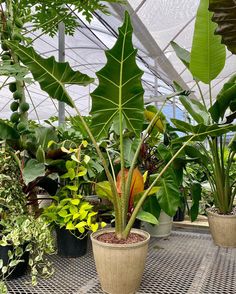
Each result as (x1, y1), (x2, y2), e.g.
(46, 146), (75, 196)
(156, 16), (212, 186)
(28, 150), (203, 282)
(6, 231), (236, 293)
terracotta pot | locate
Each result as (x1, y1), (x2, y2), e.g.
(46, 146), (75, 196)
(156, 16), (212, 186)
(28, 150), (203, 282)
(90, 228), (150, 294)
(207, 209), (236, 248)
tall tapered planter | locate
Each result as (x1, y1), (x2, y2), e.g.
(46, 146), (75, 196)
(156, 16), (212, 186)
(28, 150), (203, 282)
(90, 228), (150, 294)
(207, 209), (236, 248)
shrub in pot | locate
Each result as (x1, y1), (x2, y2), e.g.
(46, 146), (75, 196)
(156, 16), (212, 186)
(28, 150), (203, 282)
(0, 146), (55, 294)
(171, 0), (236, 247)
(42, 142), (106, 257)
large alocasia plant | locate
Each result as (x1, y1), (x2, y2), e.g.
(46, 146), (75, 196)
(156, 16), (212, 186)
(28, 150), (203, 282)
(7, 12), (215, 239)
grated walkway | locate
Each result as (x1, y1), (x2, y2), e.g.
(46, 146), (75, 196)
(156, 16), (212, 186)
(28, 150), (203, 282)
(7, 231), (236, 293)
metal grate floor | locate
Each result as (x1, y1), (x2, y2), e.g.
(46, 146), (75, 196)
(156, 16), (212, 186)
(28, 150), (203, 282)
(6, 231), (236, 294)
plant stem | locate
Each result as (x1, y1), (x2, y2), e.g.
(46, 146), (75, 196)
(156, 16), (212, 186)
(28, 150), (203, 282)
(196, 80), (207, 109)
(123, 135), (194, 238)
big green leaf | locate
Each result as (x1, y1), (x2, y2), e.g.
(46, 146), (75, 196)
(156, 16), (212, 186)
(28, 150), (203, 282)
(156, 170), (181, 216)
(179, 96), (209, 124)
(0, 120), (19, 140)
(209, 75), (236, 122)
(189, 182), (202, 222)
(90, 12), (144, 139)
(209, 0), (236, 54)
(172, 119), (236, 142)
(136, 210), (159, 225)
(171, 41), (190, 69)
(7, 42), (94, 107)
(23, 159), (45, 185)
(190, 0), (226, 84)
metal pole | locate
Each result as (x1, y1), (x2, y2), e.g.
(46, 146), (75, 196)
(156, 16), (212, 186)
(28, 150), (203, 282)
(58, 22), (65, 125)
(154, 60), (158, 109)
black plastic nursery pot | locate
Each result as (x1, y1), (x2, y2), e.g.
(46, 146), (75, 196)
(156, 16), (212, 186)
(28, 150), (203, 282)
(0, 244), (29, 279)
(56, 227), (88, 258)
(174, 207), (186, 222)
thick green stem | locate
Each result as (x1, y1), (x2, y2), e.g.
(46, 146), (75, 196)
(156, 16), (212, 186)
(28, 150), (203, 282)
(72, 104), (122, 236)
(123, 135), (194, 238)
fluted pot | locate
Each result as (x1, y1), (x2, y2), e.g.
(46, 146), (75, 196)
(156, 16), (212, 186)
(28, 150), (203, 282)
(90, 228), (150, 294)
(207, 209), (236, 248)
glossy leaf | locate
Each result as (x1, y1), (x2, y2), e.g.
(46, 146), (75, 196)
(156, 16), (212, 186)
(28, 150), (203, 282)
(90, 12), (144, 139)
(156, 170), (181, 216)
(190, 0), (226, 83)
(209, 75), (236, 122)
(136, 210), (159, 225)
(189, 182), (202, 222)
(209, 0), (236, 54)
(143, 195), (161, 219)
(7, 42), (94, 107)
(0, 120), (19, 140)
(179, 95), (209, 124)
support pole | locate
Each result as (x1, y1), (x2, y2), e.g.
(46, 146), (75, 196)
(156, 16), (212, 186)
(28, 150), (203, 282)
(58, 22), (65, 125)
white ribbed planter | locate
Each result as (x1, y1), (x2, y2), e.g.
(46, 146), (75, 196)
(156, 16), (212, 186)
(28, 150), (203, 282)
(90, 228), (150, 294)
(144, 211), (173, 237)
(207, 209), (236, 248)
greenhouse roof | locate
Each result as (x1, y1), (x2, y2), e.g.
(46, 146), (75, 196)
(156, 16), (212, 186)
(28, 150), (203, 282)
(1, 0), (235, 122)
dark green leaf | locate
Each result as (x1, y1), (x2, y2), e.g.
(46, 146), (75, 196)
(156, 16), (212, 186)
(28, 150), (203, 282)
(156, 170), (181, 216)
(7, 42), (94, 107)
(23, 159), (45, 185)
(190, 182), (202, 222)
(209, 0), (236, 54)
(143, 195), (161, 220)
(0, 120), (19, 140)
(90, 12), (144, 139)
(209, 75), (236, 122)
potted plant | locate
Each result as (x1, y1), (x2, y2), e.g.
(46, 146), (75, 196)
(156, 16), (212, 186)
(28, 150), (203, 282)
(0, 145), (55, 294)
(42, 141), (106, 257)
(4, 10), (215, 293)
(171, 0), (236, 247)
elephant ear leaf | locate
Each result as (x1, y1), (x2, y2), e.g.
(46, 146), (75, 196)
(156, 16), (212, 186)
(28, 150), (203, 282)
(209, 0), (236, 54)
(90, 12), (144, 139)
(6, 42), (94, 108)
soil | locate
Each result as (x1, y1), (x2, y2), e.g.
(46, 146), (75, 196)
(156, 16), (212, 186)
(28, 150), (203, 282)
(97, 232), (145, 244)
(208, 206), (236, 215)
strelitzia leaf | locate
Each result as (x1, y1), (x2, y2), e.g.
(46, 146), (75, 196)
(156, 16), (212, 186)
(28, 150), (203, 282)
(90, 12), (144, 139)
(7, 42), (94, 107)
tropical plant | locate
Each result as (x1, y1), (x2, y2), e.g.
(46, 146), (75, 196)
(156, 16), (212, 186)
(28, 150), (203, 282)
(42, 141), (106, 236)
(5, 11), (203, 241)
(0, 145), (55, 293)
(171, 0), (236, 215)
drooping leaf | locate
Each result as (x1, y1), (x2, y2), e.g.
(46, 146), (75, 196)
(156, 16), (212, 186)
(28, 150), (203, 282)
(179, 95), (209, 124)
(156, 170), (181, 216)
(171, 41), (190, 69)
(171, 119), (236, 141)
(209, 75), (236, 122)
(136, 210), (159, 225)
(189, 182), (202, 222)
(23, 159), (45, 185)
(95, 181), (113, 202)
(0, 120), (20, 140)
(209, 0), (236, 54)
(90, 12), (144, 139)
(190, 0), (226, 84)
(7, 42), (94, 107)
